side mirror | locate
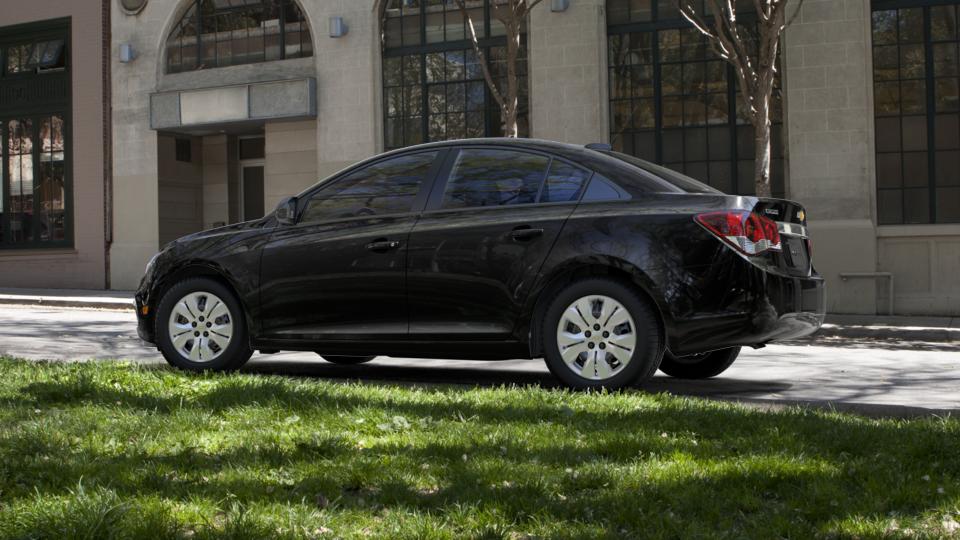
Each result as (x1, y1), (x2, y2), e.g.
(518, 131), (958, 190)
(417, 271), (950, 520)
(275, 196), (298, 226)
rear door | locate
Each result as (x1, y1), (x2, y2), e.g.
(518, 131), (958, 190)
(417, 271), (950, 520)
(406, 147), (592, 340)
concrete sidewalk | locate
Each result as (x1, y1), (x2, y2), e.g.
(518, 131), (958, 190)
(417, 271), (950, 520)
(0, 287), (956, 343)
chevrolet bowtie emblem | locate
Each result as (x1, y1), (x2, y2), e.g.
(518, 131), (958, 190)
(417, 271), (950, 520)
(797, 209), (806, 222)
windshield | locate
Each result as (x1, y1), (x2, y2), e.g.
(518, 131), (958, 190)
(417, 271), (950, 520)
(603, 151), (721, 194)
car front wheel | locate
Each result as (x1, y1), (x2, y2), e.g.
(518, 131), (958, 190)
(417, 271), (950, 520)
(156, 277), (253, 372)
(542, 278), (663, 390)
(658, 347), (741, 379)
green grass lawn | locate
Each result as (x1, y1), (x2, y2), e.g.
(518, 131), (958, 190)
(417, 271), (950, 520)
(0, 358), (958, 539)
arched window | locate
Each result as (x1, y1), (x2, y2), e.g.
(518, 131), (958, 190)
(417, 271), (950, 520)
(381, 0), (529, 151)
(166, 0), (312, 74)
(606, 0), (784, 196)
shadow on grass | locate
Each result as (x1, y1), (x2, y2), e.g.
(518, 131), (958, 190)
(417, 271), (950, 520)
(1, 366), (957, 535)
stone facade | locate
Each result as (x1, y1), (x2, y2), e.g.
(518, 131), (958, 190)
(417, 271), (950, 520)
(101, 0), (960, 315)
(784, 0), (880, 314)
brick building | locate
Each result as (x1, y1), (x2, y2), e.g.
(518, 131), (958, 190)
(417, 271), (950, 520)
(0, 1), (110, 289)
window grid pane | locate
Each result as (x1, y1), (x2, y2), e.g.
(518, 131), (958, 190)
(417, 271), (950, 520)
(382, 0), (529, 151)
(606, 2), (784, 197)
(873, 3), (960, 224)
(165, 0), (312, 73)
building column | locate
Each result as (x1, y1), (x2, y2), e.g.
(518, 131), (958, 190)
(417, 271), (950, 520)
(109, 0), (166, 290)
(265, 120), (318, 213)
(202, 135), (229, 229)
(783, 0), (878, 314)
(529, 0), (607, 145)
(301, 0), (379, 181)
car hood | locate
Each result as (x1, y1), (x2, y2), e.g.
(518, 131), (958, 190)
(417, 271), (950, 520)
(171, 218), (269, 246)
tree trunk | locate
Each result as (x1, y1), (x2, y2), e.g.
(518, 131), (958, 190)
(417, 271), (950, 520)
(753, 120), (772, 199)
(502, 20), (521, 137)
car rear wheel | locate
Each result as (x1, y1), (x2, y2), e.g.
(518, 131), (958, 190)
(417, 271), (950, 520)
(156, 278), (252, 372)
(542, 278), (663, 390)
(317, 354), (377, 365)
(658, 347), (741, 379)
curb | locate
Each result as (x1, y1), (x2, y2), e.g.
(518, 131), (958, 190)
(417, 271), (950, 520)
(0, 296), (133, 311)
(813, 324), (959, 343)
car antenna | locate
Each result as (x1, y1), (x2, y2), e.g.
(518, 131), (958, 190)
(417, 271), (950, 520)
(585, 143), (612, 151)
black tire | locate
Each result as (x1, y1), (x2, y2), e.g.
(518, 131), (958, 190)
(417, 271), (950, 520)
(658, 347), (741, 379)
(317, 354), (377, 365)
(541, 278), (663, 390)
(155, 277), (253, 372)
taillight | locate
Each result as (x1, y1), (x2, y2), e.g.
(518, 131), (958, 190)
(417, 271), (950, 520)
(695, 211), (782, 255)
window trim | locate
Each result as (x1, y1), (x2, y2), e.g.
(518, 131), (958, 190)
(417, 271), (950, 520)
(292, 148), (448, 227)
(422, 145), (594, 214)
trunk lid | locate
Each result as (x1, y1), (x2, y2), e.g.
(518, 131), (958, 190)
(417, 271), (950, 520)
(752, 198), (812, 276)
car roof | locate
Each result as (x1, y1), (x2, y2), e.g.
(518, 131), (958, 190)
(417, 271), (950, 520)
(301, 138), (696, 199)
(380, 138), (604, 162)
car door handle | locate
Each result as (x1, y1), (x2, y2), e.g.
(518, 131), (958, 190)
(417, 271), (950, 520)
(366, 239), (401, 252)
(511, 227), (544, 241)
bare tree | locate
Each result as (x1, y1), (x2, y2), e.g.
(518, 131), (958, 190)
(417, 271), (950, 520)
(678, 0), (804, 197)
(455, 0), (543, 138)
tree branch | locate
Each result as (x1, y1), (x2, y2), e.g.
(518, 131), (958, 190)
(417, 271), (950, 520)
(784, 0), (806, 29)
(456, 0), (506, 110)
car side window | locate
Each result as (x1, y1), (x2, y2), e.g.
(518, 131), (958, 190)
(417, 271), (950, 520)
(541, 160), (592, 203)
(440, 149), (550, 210)
(582, 174), (631, 202)
(300, 152), (437, 223)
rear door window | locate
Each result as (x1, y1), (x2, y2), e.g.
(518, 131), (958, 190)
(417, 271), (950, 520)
(541, 160), (592, 203)
(582, 174), (631, 202)
(440, 149), (550, 209)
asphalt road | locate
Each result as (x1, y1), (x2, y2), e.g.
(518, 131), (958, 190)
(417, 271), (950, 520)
(1, 304), (958, 416)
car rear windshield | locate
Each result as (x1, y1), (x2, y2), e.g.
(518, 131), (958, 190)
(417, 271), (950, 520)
(603, 151), (721, 194)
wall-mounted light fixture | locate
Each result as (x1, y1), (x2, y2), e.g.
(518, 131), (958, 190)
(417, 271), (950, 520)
(551, 0), (570, 12)
(119, 43), (136, 63)
(329, 16), (348, 38)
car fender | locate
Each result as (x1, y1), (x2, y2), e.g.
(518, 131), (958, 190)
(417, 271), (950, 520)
(517, 253), (676, 357)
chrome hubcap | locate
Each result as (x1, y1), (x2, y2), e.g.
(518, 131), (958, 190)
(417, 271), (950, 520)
(167, 291), (233, 363)
(556, 295), (637, 381)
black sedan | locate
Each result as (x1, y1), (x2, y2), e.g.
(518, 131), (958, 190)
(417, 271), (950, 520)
(136, 138), (825, 389)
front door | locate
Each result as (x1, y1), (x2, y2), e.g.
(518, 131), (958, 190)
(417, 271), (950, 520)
(406, 147), (592, 340)
(258, 150), (443, 341)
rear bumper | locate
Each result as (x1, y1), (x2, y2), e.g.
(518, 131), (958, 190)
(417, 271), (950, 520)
(666, 263), (826, 356)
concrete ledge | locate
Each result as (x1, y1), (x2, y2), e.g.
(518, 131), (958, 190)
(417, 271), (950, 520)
(814, 314), (960, 342)
(0, 289), (134, 311)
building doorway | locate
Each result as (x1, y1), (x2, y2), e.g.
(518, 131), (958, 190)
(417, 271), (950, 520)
(238, 136), (265, 221)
